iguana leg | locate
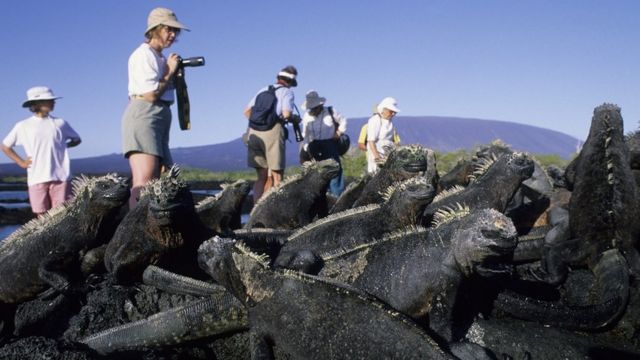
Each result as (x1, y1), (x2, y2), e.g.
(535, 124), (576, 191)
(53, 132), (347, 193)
(38, 248), (75, 294)
(250, 330), (274, 360)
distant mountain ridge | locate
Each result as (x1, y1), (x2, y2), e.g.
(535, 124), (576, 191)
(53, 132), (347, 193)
(0, 116), (581, 175)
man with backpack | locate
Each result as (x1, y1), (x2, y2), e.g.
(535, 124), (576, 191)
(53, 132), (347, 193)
(243, 65), (298, 202)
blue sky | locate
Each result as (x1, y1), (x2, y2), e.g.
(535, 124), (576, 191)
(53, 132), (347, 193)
(1, 0), (639, 159)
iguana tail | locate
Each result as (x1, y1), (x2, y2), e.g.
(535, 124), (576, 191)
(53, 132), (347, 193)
(81, 295), (248, 355)
(494, 249), (629, 330)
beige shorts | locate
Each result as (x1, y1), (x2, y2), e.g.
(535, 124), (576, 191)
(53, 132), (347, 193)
(247, 123), (285, 170)
(121, 99), (173, 167)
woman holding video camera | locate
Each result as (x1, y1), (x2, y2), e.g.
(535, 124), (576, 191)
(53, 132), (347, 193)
(121, 7), (189, 208)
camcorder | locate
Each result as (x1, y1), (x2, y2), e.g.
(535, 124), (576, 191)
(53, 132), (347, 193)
(289, 114), (304, 142)
(175, 56), (206, 130)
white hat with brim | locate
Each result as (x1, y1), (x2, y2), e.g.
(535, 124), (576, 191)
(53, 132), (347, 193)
(146, 7), (190, 34)
(302, 90), (326, 110)
(377, 96), (401, 114)
(22, 86), (62, 108)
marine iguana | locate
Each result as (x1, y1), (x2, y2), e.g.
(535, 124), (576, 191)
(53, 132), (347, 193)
(244, 158), (340, 230)
(421, 152), (534, 227)
(195, 179), (251, 235)
(495, 104), (640, 330)
(275, 176), (437, 272)
(197, 236), (454, 359)
(318, 208), (518, 344)
(328, 173), (371, 214)
(352, 144), (438, 207)
(104, 166), (213, 284)
(0, 174), (129, 305)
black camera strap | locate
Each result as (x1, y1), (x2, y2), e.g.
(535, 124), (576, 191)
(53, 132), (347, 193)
(175, 67), (191, 130)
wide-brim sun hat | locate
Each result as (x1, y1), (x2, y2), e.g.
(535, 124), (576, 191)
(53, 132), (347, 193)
(146, 7), (190, 34)
(302, 90), (326, 110)
(377, 97), (401, 114)
(22, 86), (62, 108)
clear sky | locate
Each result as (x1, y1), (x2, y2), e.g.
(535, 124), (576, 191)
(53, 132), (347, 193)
(1, 0), (638, 159)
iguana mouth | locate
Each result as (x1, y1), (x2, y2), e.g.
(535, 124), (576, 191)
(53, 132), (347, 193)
(403, 162), (428, 173)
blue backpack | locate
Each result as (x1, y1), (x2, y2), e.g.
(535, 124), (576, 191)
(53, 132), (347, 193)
(248, 85), (282, 131)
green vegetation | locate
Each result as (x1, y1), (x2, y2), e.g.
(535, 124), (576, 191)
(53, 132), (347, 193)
(0, 148), (572, 185)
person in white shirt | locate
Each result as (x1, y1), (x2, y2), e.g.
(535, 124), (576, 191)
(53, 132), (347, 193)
(1, 86), (81, 215)
(366, 97), (401, 174)
(121, 7), (189, 208)
(301, 90), (347, 195)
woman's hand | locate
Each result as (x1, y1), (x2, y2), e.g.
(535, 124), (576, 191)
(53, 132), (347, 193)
(166, 53), (180, 80)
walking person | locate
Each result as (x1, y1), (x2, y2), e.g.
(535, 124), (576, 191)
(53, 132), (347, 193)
(243, 65), (299, 202)
(301, 90), (347, 196)
(1, 86), (81, 215)
(121, 7), (189, 208)
(366, 97), (400, 174)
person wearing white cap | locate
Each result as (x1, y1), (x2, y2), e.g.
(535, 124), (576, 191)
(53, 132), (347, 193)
(121, 7), (190, 208)
(366, 97), (400, 173)
(1, 86), (81, 215)
(301, 90), (348, 196)
(243, 65), (299, 202)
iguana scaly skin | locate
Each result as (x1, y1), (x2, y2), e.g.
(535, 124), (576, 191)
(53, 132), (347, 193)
(105, 166), (213, 284)
(318, 208), (518, 343)
(422, 152), (534, 227)
(196, 179), (250, 235)
(0, 174), (129, 304)
(329, 173), (371, 214)
(496, 104), (639, 331)
(352, 144), (438, 207)
(244, 158), (340, 229)
(275, 176), (436, 272)
(198, 237), (454, 359)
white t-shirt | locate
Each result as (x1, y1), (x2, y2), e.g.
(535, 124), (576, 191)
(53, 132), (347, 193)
(302, 107), (347, 142)
(2, 115), (80, 186)
(366, 113), (395, 173)
(128, 43), (175, 103)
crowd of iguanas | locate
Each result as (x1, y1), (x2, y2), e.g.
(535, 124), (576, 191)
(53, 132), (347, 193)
(0, 103), (640, 359)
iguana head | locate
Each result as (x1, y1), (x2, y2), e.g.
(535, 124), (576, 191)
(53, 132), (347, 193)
(379, 144), (431, 176)
(381, 176), (436, 219)
(73, 173), (130, 213)
(474, 152), (534, 185)
(143, 165), (194, 226)
(198, 236), (271, 306)
(450, 209), (518, 277)
(304, 158), (341, 181)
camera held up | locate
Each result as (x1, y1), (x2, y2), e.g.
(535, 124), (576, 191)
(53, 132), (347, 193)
(175, 56), (205, 130)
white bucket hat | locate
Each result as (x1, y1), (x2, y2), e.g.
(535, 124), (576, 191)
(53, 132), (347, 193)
(377, 97), (401, 114)
(146, 7), (190, 34)
(302, 90), (326, 110)
(22, 86), (62, 108)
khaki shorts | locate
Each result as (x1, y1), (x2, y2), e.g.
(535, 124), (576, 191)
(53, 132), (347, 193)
(121, 99), (173, 167)
(247, 123), (285, 170)
(28, 181), (71, 214)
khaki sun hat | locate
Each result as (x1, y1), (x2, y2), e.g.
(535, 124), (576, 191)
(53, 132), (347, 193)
(146, 7), (190, 34)
(22, 86), (62, 108)
(302, 90), (326, 110)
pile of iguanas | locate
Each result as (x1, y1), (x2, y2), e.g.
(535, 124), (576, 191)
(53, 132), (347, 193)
(1, 105), (640, 359)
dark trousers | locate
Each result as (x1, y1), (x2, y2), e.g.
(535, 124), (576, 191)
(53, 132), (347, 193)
(308, 139), (344, 196)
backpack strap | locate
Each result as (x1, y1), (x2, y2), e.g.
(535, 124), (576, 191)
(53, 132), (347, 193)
(327, 106), (339, 129)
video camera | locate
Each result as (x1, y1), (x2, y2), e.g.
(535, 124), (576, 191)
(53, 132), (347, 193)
(175, 56), (205, 130)
(288, 113), (303, 142)
(178, 56), (205, 68)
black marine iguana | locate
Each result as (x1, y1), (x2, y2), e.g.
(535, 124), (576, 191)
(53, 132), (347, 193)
(244, 158), (340, 229)
(0, 174), (129, 305)
(197, 236), (454, 359)
(195, 179), (251, 235)
(495, 104), (640, 330)
(275, 176), (437, 272)
(105, 166), (213, 284)
(421, 151), (534, 227)
(352, 144), (438, 207)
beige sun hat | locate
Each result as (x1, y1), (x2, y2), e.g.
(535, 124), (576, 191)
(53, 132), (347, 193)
(146, 7), (190, 34)
(302, 90), (326, 110)
(376, 97), (401, 114)
(22, 86), (62, 108)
